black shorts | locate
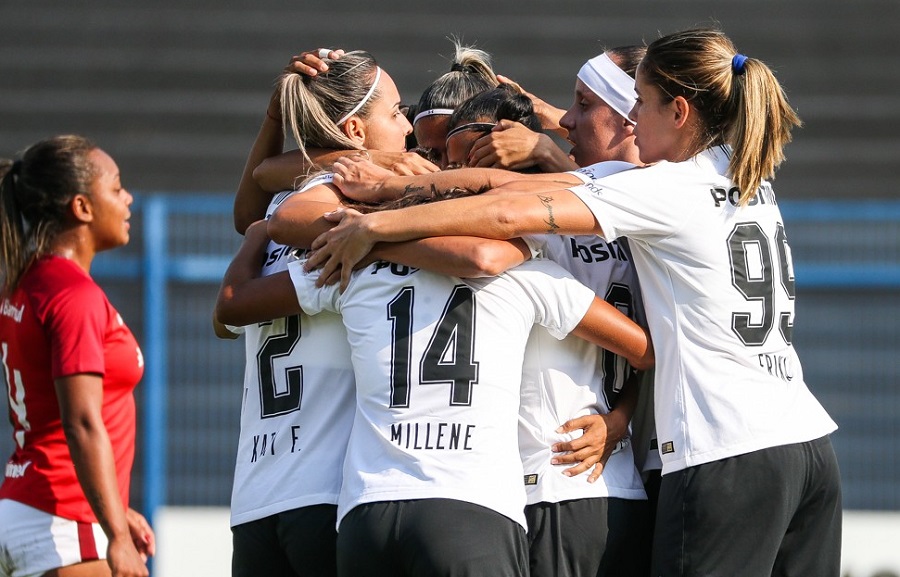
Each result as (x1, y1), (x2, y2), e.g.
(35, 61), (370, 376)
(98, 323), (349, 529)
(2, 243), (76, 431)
(652, 435), (842, 577)
(336, 499), (529, 577)
(525, 497), (649, 577)
(634, 469), (662, 577)
(232, 504), (338, 577)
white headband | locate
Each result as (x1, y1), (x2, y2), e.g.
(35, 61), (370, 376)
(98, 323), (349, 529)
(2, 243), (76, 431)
(413, 108), (455, 125)
(576, 53), (637, 123)
(337, 66), (382, 126)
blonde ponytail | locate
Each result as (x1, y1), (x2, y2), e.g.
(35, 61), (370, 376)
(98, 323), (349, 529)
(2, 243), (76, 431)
(278, 51), (379, 169)
(727, 57), (801, 204)
(642, 28), (801, 204)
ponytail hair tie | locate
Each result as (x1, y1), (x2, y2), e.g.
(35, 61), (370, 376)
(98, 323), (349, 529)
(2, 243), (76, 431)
(450, 63), (472, 74)
(732, 54), (748, 75)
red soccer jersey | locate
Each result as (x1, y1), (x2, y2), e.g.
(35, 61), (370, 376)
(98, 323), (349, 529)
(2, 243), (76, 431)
(0, 256), (143, 522)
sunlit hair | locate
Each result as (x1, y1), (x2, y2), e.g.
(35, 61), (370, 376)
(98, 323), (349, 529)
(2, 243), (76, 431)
(416, 39), (499, 112)
(279, 50), (380, 168)
(447, 84), (542, 133)
(641, 28), (801, 205)
(343, 184), (490, 214)
(0, 135), (98, 294)
(604, 45), (647, 78)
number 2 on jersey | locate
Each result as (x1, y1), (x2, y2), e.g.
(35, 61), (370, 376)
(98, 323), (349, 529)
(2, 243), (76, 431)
(387, 285), (480, 408)
(256, 315), (303, 418)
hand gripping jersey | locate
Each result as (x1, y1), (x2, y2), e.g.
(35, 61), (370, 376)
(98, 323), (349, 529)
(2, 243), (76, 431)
(229, 175), (355, 526)
(569, 147), (837, 474)
(0, 256), (142, 522)
(287, 258), (596, 529)
(518, 161), (647, 504)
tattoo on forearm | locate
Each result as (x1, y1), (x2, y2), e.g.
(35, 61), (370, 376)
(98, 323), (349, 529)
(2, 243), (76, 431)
(538, 194), (560, 234)
(404, 184), (425, 196)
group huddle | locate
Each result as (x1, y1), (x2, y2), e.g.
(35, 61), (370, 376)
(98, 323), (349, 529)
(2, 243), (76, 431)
(0, 24), (841, 577)
(213, 26), (841, 577)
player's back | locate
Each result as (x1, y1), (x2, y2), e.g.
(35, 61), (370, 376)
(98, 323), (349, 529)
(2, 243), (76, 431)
(290, 258), (595, 529)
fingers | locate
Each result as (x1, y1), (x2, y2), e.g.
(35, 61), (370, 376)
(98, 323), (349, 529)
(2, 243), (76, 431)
(551, 443), (594, 465)
(467, 136), (500, 168)
(556, 414), (592, 435)
(393, 163), (416, 176)
(285, 48), (345, 77)
(496, 74), (524, 93)
(586, 461), (606, 483)
(339, 262), (353, 293)
(285, 55), (325, 77)
(561, 455), (600, 479)
(331, 156), (360, 176)
(320, 268), (342, 286)
(125, 508), (156, 558)
(317, 48), (345, 59)
(322, 209), (347, 223)
(392, 153), (440, 175)
(304, 247), (328, 270)
(315, 254), (342, 289)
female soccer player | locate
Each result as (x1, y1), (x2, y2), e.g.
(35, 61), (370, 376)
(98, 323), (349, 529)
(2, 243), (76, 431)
(0, 136), (154, 577)
(220, 51), (415, 577)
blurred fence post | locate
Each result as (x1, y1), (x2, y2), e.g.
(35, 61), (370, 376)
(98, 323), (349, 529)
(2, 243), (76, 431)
(142, 195), (169, 526)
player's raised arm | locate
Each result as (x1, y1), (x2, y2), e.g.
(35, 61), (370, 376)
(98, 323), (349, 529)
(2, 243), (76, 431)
(215, 221), (302, 328)
(308, 188), (602, 291)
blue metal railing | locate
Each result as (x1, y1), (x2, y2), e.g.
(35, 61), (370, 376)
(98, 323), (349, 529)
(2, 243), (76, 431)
(781, 200), (900, 289)
(94, 194), (235, 524)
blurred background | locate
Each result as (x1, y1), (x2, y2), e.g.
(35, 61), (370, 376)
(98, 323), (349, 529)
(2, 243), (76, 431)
(2, 1), (898, 575)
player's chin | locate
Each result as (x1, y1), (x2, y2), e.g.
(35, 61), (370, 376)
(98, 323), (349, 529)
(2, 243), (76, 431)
(570, 146), (585, 167)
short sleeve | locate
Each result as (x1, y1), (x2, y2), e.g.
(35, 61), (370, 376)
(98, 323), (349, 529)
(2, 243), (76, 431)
(503, 260), (596, 339)
(567, 162), (700, 243)
(223, 324), (245, 336)
(520, 235), (547, 259)
(44, 281), (109, 379)
(566, 160), (637, 185)
(286, 259), (341, 316)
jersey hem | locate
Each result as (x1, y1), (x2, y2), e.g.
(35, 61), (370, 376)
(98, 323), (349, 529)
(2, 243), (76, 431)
(230, 493), (339, 527)
(661, 427), (838, 474)
(338, 488), (526, 530)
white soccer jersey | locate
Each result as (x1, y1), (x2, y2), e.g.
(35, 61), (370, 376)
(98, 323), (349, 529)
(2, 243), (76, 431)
(569, 146), (837, 474)
(287, 258), (596, 529)
(519, 161), (647, 503)
(230, 176), (355, 526)
(567, 160), (637, 185)
(520, 233), (647, 503)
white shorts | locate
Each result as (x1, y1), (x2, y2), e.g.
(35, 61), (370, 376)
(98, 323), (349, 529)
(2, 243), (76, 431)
(0, 499), (107, 577)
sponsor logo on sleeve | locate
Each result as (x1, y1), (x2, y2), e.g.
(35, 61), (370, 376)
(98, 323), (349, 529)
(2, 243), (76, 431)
(1, 299), (24, 323)
(5, 460), (32, 478)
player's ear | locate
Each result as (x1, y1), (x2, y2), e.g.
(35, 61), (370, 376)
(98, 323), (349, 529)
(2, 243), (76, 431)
(69, 193), (93, 223)
(672, 96), (691, 129)
(342, 117), (367, 146)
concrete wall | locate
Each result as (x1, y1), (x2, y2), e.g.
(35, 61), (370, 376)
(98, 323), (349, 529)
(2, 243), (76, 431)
(153, 507), (900, 577)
